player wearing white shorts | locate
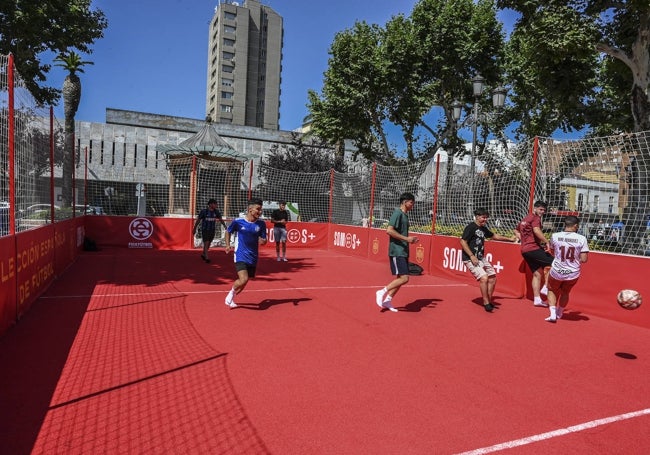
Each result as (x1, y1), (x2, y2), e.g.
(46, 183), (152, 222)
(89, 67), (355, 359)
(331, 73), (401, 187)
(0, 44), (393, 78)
(460, 208), (518, 312)
(545, 215), (589, 323)
(271, 200), (289, 261)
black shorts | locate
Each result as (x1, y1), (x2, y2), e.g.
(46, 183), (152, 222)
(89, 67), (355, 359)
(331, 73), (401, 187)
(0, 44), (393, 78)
(522, 249), (554, 272)
(389, 256), (409, 276)
(235, 261), (257, 278)
(202, 230), (216, 244)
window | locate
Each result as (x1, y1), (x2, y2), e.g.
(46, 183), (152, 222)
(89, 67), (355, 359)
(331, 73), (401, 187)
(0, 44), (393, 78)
(222, 51), (235, 60)
(222, 65), (233, 73)
(608, 196), (614, 214)
(221, 105), (232, 113)
(222, 78), (233, 87)
(577, 193), (584, 212)
(221, 91), (233, 99)
(223, 38), (235, 47)
(224, 12), (236, 20)
(224, 25), (236, 34)
(593, 195), (599, 213)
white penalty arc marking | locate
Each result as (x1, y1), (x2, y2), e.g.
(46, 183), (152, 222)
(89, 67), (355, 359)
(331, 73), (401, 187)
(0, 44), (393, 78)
(456, 408), (650, 455)
(41, 283), (470, 300)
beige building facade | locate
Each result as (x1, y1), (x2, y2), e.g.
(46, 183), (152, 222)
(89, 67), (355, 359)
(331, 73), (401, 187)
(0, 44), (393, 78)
(206, 0), (283, 130)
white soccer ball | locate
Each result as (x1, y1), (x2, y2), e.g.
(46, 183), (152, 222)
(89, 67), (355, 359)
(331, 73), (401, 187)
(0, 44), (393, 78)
(617, 289), (642, 310)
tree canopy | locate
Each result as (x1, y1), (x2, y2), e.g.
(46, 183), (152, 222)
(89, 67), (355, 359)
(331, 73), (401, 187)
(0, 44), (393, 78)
(308, 0), (649, 162)
(307, 0), (505, 163)
(0, 0), (107, 105)
(499, 0), (649, 135)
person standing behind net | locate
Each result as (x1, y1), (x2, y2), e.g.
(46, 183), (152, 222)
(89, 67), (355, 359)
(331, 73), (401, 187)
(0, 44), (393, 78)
(223, 198), (268, 308)
(192, 198), (226, 263)
(515, 201), (554, 307)
(460, 208), (519, 312)
(545, 216), (589, 323)
(271, 200), (289, 261)
(375, 192), (419, 313)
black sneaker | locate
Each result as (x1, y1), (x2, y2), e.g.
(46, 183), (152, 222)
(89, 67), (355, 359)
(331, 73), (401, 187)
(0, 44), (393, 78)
(484, 303), (494, 312)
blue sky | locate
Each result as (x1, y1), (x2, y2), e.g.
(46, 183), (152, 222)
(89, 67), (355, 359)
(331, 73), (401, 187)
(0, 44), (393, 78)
(47, 1), (530, 141)
(49, 0), (419, 130)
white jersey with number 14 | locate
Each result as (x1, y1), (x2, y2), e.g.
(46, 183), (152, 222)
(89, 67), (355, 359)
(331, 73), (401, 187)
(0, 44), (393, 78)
(549, 231), (589, 281)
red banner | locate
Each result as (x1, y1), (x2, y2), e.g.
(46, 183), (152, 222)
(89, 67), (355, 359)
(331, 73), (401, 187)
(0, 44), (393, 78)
(429, 234), (525, 298)
(15, 226), (57, 317)
(262, 221), (329, 250)
(365, 228), (431, 274)
(85, 216), (190, 250)
(0, 235), (17, 334)
(569, 252), (650, 329)
(329, 224), (371, 258)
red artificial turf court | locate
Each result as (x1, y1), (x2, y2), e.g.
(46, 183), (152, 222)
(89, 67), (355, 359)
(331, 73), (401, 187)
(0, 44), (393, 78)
(1, 247), (649, 454)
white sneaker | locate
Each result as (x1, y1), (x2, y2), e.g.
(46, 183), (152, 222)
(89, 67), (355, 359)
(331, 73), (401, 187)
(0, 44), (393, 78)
(383, 301), (398, 313)
(545, 316), (556, 323)
(534, 301), (549, 307)
(277, 257), (281, 262)
(375, 290), (385, 308)
(282, 257), (288, 262)
(225, 291), (237, 308)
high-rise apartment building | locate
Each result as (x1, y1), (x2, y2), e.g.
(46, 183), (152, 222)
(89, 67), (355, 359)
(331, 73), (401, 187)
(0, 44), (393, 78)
(206, 0), (283, 130)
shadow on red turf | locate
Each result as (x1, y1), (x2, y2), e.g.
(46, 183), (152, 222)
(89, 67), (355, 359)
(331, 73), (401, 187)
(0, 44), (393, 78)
(234, 297), (312, 310)
(400, 298), (440, 312)
(0, 280), (92, 454)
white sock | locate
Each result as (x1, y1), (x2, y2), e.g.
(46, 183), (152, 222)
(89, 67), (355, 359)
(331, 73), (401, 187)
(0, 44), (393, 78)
(549, 307), (557, 318)
(534, 296), (543, 304)
(384, 295), (392, 303)
(541, 285), (548, 294)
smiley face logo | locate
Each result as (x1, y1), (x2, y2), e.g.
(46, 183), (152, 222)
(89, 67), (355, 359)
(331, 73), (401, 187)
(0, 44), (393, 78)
(129, 218), (153, 240)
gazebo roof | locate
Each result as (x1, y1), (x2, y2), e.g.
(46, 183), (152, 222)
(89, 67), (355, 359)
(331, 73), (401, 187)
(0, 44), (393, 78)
(156, 120), (258, 162)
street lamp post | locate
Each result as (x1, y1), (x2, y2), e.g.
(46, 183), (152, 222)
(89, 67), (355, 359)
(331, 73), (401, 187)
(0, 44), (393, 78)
(452, 74), (506, 219)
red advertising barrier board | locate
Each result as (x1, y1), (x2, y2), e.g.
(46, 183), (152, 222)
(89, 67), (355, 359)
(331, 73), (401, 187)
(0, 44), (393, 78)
(429, 235), (525, 298)
(85, 216), (191, 250)
(328, 224), (371, 258)
(568, 252), (650, 329)
(0, 235), (17, 334)
(262, 221), (329, 250)
(53, 217), (85, 273)
(15, 225), (57, 317)
(366, 228), (431, 274)
(85, 217), (331, 251)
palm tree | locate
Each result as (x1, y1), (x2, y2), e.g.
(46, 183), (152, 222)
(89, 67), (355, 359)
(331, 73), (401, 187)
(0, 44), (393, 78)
(54, 51), (93, 207)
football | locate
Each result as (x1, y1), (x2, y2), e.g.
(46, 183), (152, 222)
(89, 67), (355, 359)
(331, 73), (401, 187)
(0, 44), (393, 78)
(617, 289), (642, 310)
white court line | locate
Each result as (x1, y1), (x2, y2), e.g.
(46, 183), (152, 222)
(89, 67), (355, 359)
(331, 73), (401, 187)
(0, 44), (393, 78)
(456, 408), (650, 454)
(41, 283), (469, 299)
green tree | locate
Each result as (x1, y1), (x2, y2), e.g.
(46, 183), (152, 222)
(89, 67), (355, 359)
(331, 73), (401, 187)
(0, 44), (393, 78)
(307, 0), (505, 163)
(0, 0), (107, 105)
(55, 51), (93, 207)
(307, 22), (392, 162)
(498, 0), (650, 135)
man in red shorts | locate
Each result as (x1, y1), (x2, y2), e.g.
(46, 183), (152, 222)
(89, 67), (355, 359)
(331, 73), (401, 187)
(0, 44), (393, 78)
(515, 201), (554, 307)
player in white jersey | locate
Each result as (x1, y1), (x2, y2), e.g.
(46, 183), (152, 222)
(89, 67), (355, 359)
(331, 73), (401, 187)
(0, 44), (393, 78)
(545, 215), (589, 323)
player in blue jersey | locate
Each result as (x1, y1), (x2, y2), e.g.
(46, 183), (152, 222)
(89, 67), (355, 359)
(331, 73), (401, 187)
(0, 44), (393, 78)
(193, 198), (226, 263)
(223, 198), (268, 308)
